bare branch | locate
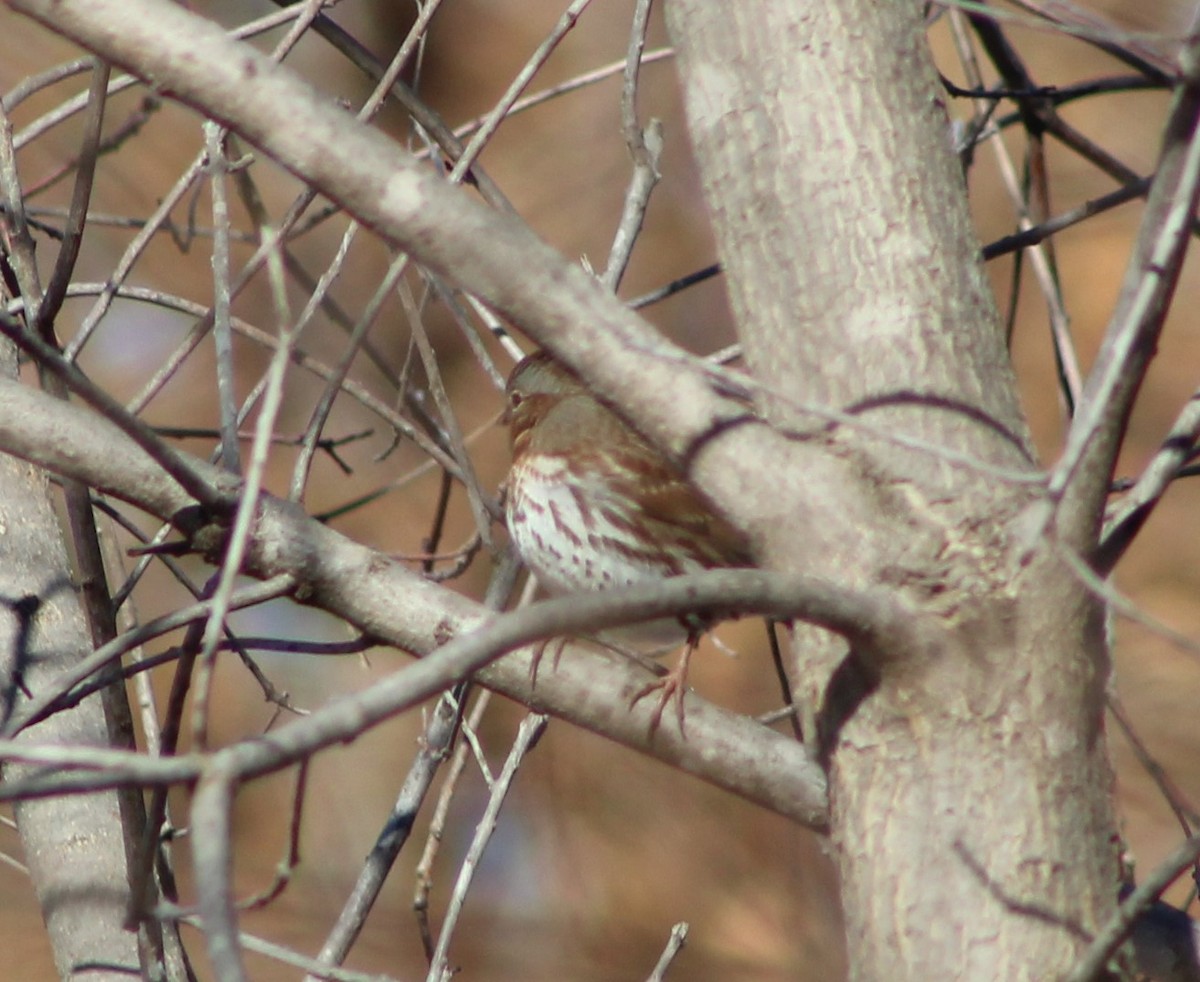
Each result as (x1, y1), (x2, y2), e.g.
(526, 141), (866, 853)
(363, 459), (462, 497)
(1047, 27), (1200, 553)
(646, 922), (689, 982)
(306, 686), (468, 978)
(191, 765), (246, 982)
(205, 121), (242, 474)
(35, 58), (107, 330)
(426, 713), (547, 978)
(413, 688), (494, 961)
(601, 0), (662, 292)
(1098, 387), (1200, 571)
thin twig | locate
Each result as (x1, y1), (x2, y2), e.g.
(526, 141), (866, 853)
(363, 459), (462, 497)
(189, 234), (296, 747)
(1054, 543), (1200, 659)
(65, 155), (207, 360)
(1108, 695), (1200, 835)
(289, 253), (409, 501)
(127, 573), (217, 926)
(1005, 0), (1179, 81)
(936, 0), (1182, 71)
(448, 0), (597, 186)
(240, 761), (307, 910)
(24, 95), (158, 200)
(305, 556), (520, 976)
(19, 280), (471, 482)
(167, 912), (397, 981)
(956, 13), (1082, 410)
(628, 262), (721, 309)
(401, 279), (494, 546)
(205, 122), (243, 474)
(419, 0), (599, 361)
(11, 5), (315, 151)
(426, 713), (548, 979)
(601, 0), (661, 292)
(413, 688), (493, 960)
(646, 922), (689, 982)
(982, 178), (1150, 260)
(304, 686), (468, 979)
(268, 0), (516, 217)
(453, 47), (675, 141)
(1, 57), (93, 111)
(35, 58), (108, 331)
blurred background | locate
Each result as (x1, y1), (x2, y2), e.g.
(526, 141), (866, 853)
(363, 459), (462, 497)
(1, 1), (1199, 978)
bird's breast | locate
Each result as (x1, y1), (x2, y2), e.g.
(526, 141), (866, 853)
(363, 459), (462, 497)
(507, 453), (706, 595)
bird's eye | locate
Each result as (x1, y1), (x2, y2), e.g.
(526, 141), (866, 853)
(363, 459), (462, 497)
(509, 391), (523, 409)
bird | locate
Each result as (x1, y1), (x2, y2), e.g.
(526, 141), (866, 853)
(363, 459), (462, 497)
(502, 349), (754, 730)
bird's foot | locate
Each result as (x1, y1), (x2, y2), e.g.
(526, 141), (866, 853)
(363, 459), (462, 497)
(630, 639), (696, 736)
(528, 636), (568, 687)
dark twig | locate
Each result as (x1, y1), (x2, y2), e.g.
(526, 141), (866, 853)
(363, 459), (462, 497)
(1108, 695), (1200, 836)
(943, 74), (1165, 105)
(962, 12), (1082, 410)
(34, 59), (108, 331)
(982, 178), (1150, 260)
(629, 263), (722, 309)
(241, 762), (308, 910)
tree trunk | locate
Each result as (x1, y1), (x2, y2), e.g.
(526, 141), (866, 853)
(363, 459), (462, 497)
(0, 345), (144, 980)
(666, 1), (1119, 978)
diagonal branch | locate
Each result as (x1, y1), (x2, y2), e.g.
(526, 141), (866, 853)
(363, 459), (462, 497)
(1047, 28), (1200, 554)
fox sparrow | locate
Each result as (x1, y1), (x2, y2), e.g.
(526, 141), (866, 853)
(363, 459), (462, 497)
(503, 350), (753, 729)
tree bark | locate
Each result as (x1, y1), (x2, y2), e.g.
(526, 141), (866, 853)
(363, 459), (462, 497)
(666, 2), (1119, 978)
(0, 346), (142, 980)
